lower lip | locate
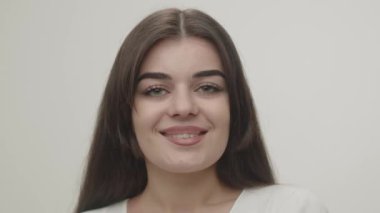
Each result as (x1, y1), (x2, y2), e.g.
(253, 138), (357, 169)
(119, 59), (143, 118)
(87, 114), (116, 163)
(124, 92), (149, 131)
(162, 133), (205, 146)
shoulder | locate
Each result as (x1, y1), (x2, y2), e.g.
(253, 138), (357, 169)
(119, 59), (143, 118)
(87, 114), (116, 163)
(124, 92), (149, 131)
(81, 199), (127, 213)
(231, 185), (328, 213)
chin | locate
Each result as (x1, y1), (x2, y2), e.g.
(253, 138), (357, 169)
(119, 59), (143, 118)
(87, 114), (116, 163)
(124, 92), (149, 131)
(154, 158), (218, 174)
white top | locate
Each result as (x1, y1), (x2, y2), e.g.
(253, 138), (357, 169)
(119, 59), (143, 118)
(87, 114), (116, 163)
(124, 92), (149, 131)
(83, 185), (328, 213)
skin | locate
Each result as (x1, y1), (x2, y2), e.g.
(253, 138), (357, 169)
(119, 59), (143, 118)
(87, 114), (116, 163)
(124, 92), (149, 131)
(130, 37), (241, 212)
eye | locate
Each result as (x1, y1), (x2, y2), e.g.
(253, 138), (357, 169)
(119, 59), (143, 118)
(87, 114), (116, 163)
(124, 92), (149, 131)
(144, 86), (169, 97)
(196, 83), (223, 94)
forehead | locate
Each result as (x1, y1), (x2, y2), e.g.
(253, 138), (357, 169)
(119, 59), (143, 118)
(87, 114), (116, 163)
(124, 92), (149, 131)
(139, 37), (223, 75)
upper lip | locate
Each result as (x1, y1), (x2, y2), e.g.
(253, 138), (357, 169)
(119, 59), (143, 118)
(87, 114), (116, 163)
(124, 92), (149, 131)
(159, 126), (208, 135)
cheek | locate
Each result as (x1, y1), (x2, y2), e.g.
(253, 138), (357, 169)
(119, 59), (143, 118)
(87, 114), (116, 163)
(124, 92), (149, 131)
(217, 104), (230, 125)
(200, 96), (230, 124)
(132, 99), (166, 128)
(199, 97), (230, 143)
(132, 105), (161, 157)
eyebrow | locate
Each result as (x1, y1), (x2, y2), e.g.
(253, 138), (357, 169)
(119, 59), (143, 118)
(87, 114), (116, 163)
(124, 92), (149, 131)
(137, 69), (225, 82)
(193, 70), (226, 78)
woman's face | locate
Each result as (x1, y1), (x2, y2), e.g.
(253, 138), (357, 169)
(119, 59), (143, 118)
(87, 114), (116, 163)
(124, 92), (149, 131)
(132, 37), (230, 174)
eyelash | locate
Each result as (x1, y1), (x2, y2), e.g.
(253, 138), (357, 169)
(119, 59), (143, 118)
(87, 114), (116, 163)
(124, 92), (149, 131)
(143, 85), (169, 97)
(196, 83), (223, 94)
(142, 83), (223, 97)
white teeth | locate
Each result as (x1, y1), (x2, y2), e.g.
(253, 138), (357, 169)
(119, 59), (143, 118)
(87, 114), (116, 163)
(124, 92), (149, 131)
(171, 134), (197, 139)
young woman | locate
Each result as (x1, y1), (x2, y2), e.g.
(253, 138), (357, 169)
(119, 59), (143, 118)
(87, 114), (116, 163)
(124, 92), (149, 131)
(75, 8), (327, 213)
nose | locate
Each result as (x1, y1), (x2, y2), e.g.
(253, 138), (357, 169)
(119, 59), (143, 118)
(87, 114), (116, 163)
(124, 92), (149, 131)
(168, 87), (199, 119)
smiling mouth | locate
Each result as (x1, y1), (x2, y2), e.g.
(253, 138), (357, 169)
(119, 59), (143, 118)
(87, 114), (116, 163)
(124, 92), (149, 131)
(159, 126), (208, 146)
(166, 133), (204, 139)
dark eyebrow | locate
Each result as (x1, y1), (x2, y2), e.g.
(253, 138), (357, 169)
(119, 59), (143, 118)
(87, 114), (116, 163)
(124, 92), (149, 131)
(137, 69), (225, 82)
(193, 70), (225, 79)
(137, 72), (171, 82)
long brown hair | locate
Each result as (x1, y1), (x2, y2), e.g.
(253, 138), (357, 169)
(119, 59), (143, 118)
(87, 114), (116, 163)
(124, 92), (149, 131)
(75, 8), (275, 213)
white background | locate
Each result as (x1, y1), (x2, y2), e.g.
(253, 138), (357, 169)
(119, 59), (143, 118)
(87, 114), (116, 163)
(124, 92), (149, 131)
(1, 0), (379, 212)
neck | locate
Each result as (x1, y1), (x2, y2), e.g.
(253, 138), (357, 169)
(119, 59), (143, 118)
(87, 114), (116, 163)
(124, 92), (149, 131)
(133, 162), (240, 211)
